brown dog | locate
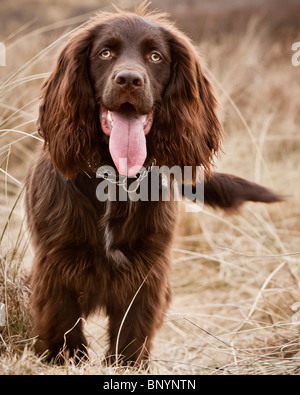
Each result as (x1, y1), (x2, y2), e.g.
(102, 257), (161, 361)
(25, 6), (281, 366)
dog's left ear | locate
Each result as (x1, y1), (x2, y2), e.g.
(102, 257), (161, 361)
(153, 27), (223, 179)
(195, 61), (223, 160)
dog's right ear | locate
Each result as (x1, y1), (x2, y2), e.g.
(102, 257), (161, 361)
(38, 26), (100, 179)
(181, 172), (284, 211)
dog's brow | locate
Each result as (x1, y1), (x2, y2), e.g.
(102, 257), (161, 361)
(141, 37), (160, 50)
(98, 35), (122, 48)
(140, 36), (171, 60)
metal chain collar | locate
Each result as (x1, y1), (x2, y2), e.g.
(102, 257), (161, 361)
(96, 159), (157, 193)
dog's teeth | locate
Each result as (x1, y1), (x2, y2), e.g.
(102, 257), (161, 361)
(107, 111), (113, 122)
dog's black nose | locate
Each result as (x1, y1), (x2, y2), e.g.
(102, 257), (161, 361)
(114, 70), (144, 90)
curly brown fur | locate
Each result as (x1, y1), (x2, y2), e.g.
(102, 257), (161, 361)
(26, 6), (281, 366)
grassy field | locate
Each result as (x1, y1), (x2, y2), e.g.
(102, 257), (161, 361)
(1, 0), (300, 375)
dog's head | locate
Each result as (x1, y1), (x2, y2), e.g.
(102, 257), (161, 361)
(39, 5), (223, 179)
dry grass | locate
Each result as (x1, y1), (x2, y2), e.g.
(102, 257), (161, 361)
(1, 0), (300, 375)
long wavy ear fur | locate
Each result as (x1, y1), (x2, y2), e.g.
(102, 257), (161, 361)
(38, 26), (100, 179)
(149, 24), (223, 181)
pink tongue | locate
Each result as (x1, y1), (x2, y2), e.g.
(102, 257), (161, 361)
(109, 112), (146, 176)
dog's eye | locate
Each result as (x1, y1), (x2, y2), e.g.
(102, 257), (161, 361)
(100, 49), (112, 59)
(150, 52), (162, 62)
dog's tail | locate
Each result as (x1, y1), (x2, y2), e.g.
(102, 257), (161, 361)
(181, 172), (284, 211)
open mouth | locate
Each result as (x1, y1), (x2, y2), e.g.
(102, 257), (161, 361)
(100, 103), (153, 176)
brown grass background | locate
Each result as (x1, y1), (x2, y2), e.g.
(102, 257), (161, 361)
(0, 0), (300, 374)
